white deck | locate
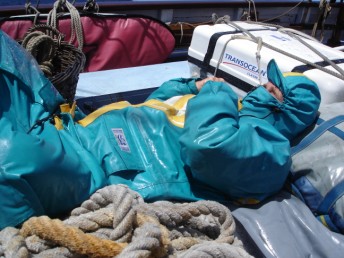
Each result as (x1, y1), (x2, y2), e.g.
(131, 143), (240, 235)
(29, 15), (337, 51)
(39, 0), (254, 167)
(76, 60), (248, 99)
(76, 61), (192, 99)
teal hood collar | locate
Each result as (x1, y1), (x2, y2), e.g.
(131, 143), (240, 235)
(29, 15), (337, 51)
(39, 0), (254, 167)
(240, 59), (321, 140)
(0, 31), (64, 113)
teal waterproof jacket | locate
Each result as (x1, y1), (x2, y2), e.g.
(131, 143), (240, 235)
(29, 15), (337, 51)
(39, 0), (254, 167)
(0, 30), (320, 229)
(180, 61), (321, 204)
(0, 31), (106, 229)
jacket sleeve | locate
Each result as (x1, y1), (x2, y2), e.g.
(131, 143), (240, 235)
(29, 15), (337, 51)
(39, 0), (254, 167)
(179, 81), (291, 203)
(146, 78), (199, 101)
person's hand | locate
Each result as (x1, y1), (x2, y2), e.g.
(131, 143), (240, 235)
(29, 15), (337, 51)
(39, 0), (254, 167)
(195, 77), (225, 91)
(263, 81), (284, 102)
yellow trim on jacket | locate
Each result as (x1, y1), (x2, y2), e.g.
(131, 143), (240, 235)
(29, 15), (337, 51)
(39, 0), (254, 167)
(77, 95), (195, 128)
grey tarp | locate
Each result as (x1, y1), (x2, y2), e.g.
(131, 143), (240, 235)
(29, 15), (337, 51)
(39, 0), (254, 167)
(231, 190), (344, 258)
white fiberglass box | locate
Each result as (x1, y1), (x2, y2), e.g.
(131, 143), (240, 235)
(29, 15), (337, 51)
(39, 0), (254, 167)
(188, 21), (344, 104)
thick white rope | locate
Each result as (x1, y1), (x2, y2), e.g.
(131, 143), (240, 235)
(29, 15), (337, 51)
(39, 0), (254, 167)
(0, 185), (253, 257)
(0, 227), (28, 258)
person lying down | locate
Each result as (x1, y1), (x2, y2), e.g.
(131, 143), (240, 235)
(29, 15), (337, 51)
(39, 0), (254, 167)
(0, 30), (321, 229)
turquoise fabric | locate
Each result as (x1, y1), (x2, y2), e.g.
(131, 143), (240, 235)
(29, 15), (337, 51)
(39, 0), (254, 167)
(0, 31), (106, 229)
(76, 78), (222, 202)
(0, 29), (321, 230)
(241, 60), (322, 140)
(180, 60), (321, 202)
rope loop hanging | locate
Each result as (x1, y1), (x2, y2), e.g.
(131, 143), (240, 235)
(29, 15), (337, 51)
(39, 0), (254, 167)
(47, 0), (84, 50)
(25, 0), (40, 15)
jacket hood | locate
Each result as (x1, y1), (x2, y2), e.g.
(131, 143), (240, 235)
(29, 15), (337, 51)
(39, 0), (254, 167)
(240, 59), (321, 140)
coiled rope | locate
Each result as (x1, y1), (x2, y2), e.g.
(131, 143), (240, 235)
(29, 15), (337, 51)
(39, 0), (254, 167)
(0, 185), (253, 257)
(21, 28), (57, 77)
(21, 23), (85, 103)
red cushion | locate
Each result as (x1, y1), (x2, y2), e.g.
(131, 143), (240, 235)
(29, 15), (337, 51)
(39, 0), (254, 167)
(0, 14), (175, 72)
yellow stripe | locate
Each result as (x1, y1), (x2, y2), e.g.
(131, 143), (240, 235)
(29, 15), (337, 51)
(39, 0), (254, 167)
(59, 101), (77, 116)
(54, 116), (64, 130)
(60, 103), (71, 113)
(319, 215), (330, 229)
(78, 101), (130, 126)
(172, 94), (194, 110)
(54, 101), (78, 130)
(169, 114), (186, 127)
(166, 94), (195, 128)
(77, 94), (243, 128)
(238, 99), (243, 111)
(283, 72), (304, 77)
(70, 101), (77, 118)
(78, 97), (194, 127)
(143, 99), (178, 116)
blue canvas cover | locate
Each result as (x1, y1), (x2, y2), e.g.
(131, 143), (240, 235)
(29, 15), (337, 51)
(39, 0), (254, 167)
(291, 101), (344, 233)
